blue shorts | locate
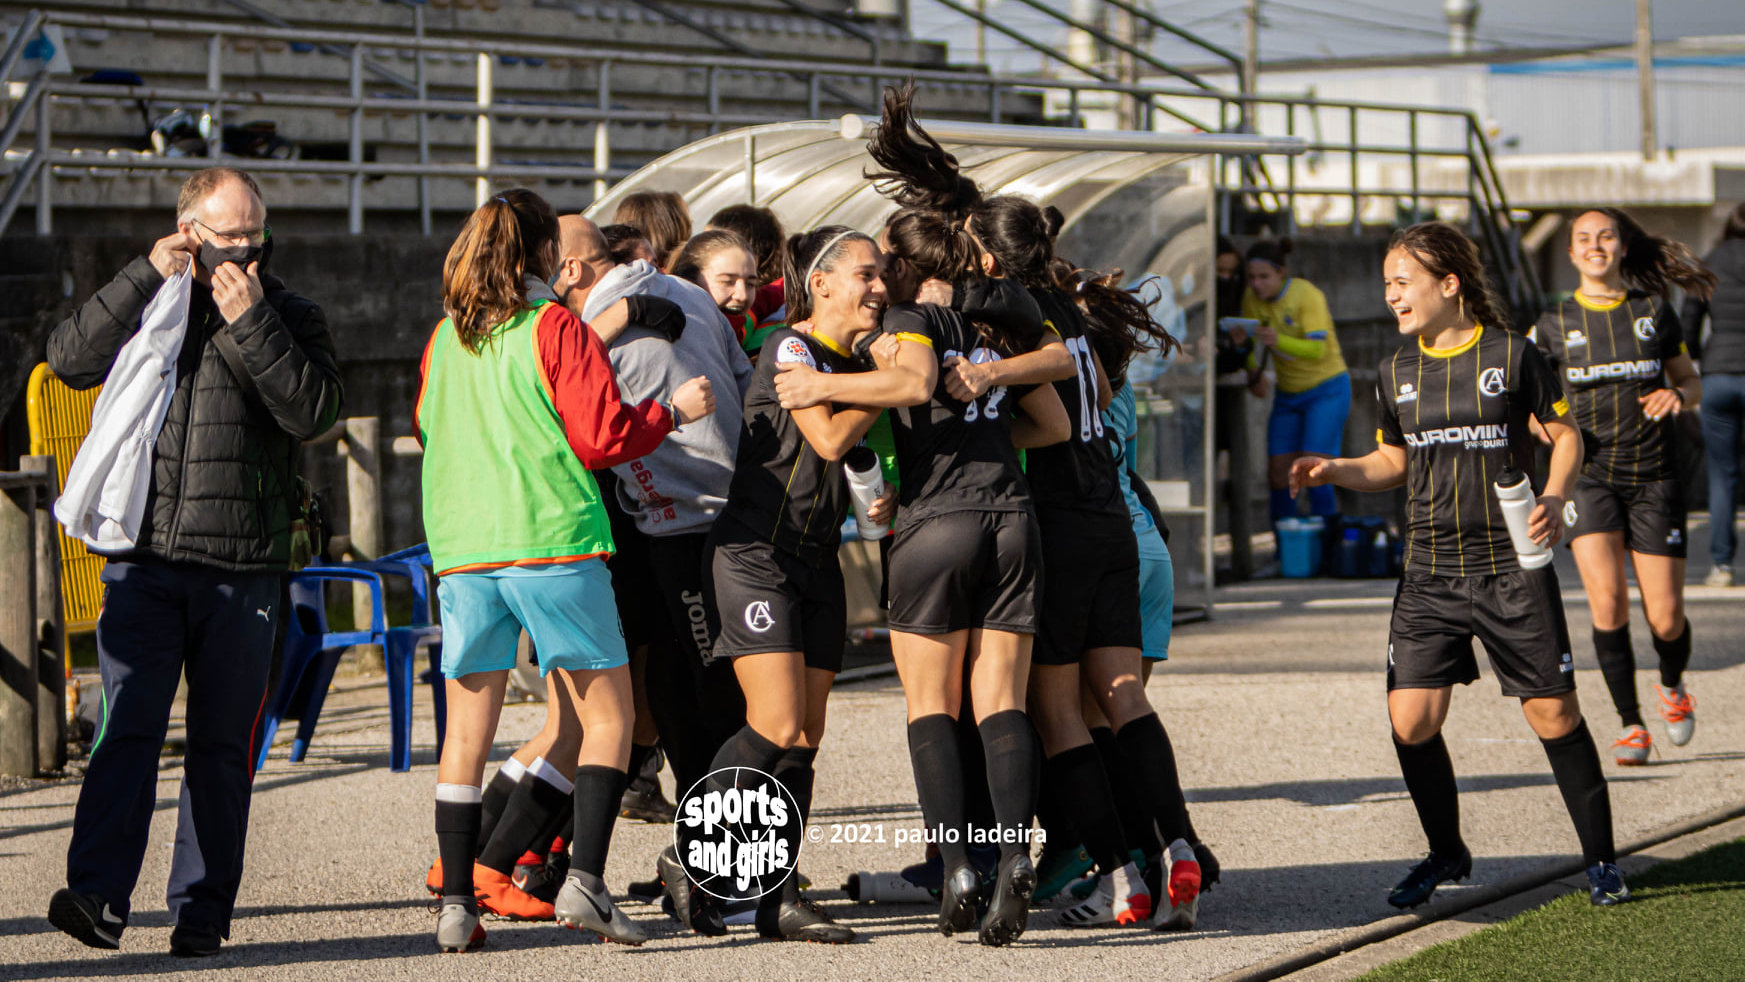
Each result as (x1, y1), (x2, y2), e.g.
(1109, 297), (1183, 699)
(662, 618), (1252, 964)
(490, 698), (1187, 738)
(1267, 372), (1351, 458)
(436, 558), (627, 679)
(1137, 528), (1174, 660)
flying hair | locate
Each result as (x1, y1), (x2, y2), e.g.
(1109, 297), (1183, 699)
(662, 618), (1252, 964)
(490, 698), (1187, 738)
(1573, 207), (1716, 300)
(1071, 264), (1181, 385)
(864, 82), (983, 219)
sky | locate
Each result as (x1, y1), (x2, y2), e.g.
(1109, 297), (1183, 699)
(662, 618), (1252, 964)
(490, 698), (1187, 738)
(908, 0), (1745, 75)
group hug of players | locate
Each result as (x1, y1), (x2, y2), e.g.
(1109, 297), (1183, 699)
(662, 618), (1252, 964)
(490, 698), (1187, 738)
(416, 84), (1711, 953)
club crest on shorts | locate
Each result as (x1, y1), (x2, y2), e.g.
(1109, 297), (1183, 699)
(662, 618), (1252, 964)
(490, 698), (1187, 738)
(744, 600), (775, 633)
(1560, 651), (1573, 674)
(1478, 367), (1506, 397)
(1668, 528), (1683, 545)
(1634, 316), (1656, 342)
(1563, 500), (1579, 527)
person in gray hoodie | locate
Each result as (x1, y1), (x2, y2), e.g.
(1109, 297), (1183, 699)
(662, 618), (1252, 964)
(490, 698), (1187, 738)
(557, 217), (752, 927)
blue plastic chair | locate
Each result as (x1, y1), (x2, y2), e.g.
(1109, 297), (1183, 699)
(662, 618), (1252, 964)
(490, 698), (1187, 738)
(254, 567), (386, 773)
(255, 545), (446, 773)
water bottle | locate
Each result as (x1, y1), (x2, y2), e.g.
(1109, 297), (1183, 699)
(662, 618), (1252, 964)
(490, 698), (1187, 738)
(843, 872), (935, 904)
(1371, 530), (1389, 577)
(1339, 526), (1360, 577)
(844, 446), (888, 540)
(1494, 466), (1553, 569)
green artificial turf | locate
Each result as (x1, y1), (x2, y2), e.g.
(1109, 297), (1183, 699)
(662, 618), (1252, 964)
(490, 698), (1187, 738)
(1358, 836), (1745, 982)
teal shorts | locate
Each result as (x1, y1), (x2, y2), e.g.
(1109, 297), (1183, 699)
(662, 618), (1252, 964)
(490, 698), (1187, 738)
(436, 558), (627, 679)
(1137, 529), (1174, 661)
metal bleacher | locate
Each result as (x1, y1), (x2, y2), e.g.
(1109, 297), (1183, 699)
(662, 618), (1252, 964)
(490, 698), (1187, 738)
(0, 0), (1027, 235)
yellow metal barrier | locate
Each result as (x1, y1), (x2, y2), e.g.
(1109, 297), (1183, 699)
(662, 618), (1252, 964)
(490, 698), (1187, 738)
(25, 363), (104, 636)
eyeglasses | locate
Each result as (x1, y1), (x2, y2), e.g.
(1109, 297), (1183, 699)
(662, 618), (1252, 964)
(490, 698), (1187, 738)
(192, 217), (270, 247)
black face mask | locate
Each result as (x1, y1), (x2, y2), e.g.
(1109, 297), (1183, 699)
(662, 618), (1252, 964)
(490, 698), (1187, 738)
(197, 235), (271, 273)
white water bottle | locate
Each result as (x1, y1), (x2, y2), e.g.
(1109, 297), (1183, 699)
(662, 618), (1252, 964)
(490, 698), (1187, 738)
(1495, 466), (1553, 569)
(843, 871), (935, 904)
(844, 446), (888, 540)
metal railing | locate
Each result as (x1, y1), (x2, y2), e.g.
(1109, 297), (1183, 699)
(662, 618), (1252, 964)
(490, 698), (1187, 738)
(0, 6), (1539, 312)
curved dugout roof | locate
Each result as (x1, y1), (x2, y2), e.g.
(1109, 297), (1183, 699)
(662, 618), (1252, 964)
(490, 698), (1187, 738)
(586, 117), (1303, 253)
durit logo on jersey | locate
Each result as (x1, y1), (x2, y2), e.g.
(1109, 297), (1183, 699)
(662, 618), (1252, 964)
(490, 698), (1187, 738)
(1395, 382), (1418, 404)
(1566, 329), (1588, 347)
(1478, 367), (1506, 397)
(1566, 359), (1661, 384)
(1403, 423), (1508, 450)
(1634, 316), (1657, 341)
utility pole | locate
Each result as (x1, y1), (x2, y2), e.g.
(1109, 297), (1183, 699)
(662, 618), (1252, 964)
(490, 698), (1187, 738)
(1636, 0), (1656, 160)
(1242, 0), (1259, 130)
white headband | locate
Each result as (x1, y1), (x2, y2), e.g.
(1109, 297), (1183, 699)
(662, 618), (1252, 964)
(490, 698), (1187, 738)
(804, 230), (859, 296)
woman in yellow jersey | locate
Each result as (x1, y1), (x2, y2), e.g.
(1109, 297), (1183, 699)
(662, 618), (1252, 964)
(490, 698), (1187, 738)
(1243, 238), (1351, 522)
(1534, 207), (1711, 766)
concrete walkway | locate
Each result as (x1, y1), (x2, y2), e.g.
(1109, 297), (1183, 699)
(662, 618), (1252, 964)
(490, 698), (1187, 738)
(2, 534), (1741, 981)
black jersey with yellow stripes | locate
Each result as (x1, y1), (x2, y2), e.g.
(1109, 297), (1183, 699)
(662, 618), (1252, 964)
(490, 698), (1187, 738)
(718, 328), (861, 566)
(1022, 287), (1126, 518)
(881, 300), (1036, 530)
(1377, 324), (1570, 576)
(1533, 292), (1685, 486)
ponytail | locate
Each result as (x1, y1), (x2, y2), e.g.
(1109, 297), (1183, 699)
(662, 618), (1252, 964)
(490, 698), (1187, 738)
(967, 195), (1056, 288)
(882, 208), (982, 283)
(441, 188), (560, 353)
(1067, 266), (1181, 385)
(1575, 207), (1716, 301)
(864, 81), (983, 219)
(1388, 222), (1512, 332)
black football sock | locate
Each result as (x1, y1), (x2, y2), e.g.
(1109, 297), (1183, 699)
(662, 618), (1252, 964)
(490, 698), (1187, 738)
(1393, 733), (1465, 858)
(1115, 713), (1194, 845)
(1092, 725), (1161, 858)
(475, 761), (523, 850)
(1033, 765), (1076, 856)
(709, 724), (787, 777)
(1592, 625), (1642, 729)
(1043, 743), (1131, 874)
(957, 708), (998, 834)
(978, 710), (1040, 862)
(627, 743), (655, 785)
(435, 785), (483, 898)
(478, 761), (574, 873)
(762, 746), (819, 918)
(570, 765), (629, 882)
(1653, 619), (1692, 689)
(907, 714), (969, 870)
(1542, 720), (1616, 866)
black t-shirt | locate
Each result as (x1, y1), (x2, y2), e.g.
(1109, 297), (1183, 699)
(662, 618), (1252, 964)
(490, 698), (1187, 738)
(1022, 287), (1125, 519)
(1532, 293), (1685, 486)
(881, 300), (1037, 530)
(717, 327), (862, 565)
(1377, 324), (1570, 576)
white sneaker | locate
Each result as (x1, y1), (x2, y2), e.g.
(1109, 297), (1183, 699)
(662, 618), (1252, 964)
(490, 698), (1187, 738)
(1157, 893), (1199, 931)
(1705, 565), (1734, 588)
(436, 898), (485, 953)
(555, 875), (648, 946)
(1057, 862), (1151, 927)
(1657, 684), (1696, 747)
(1612, 725), (1652, 765)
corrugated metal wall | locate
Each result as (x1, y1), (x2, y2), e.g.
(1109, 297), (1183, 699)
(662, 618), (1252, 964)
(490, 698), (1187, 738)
(1488, 62), (1745, 155)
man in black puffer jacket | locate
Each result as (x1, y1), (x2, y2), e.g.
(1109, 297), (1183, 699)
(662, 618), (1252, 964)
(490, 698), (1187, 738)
(44, 167), (343, 958)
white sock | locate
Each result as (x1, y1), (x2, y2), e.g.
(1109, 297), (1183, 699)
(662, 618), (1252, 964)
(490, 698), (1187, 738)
(528, 756), (575, 794)
(436, 783), (483, 804)
(498, 757), (528, 783)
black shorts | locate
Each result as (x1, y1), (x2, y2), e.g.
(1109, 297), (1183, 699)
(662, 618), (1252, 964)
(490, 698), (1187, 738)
(646, 532), (720, 666)
(1033, 511), (1143, 666)
(707, 536), (847, 673)
(1563, 475), (1687, 558)
(1387, 567), (1576, 699)
(886, 509), (1042, 635)
(607, 524), (660, 654)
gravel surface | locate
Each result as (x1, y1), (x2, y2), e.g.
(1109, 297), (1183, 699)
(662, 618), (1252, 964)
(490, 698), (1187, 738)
(4, 539), (1741, 981)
